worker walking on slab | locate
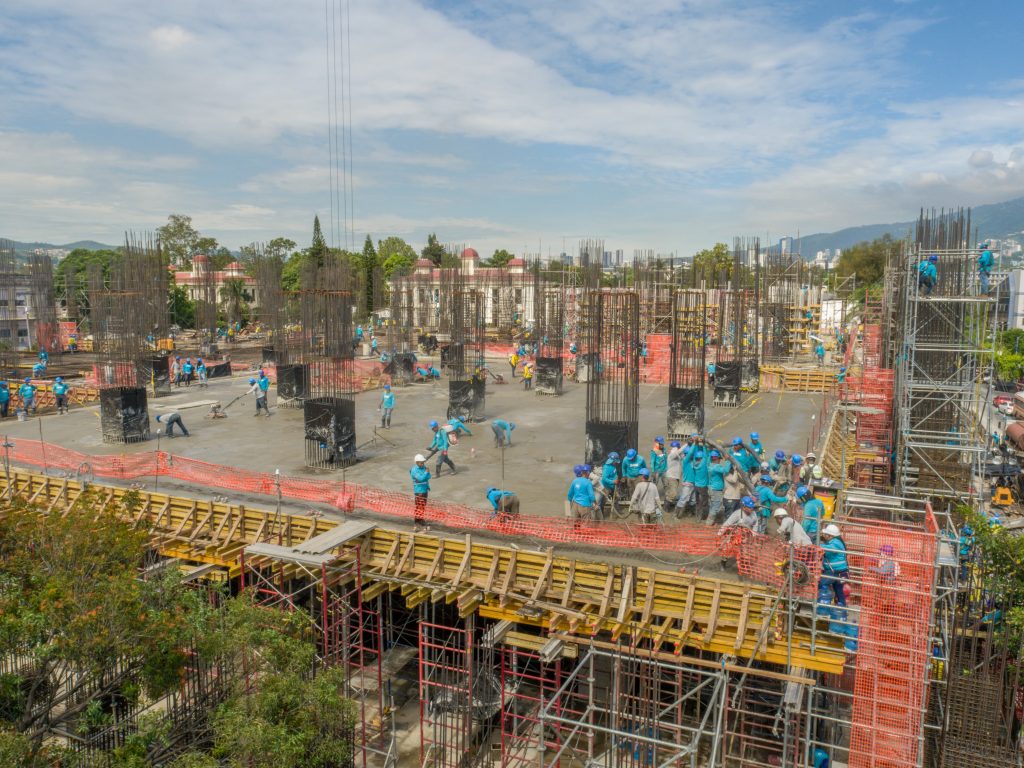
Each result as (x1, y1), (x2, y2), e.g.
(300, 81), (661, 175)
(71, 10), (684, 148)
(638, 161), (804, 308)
(820, 524), (849, 607)
(598, 452), (620, 518)
(486, 487), (519, 520)
(52, 377), (70, 414)
(18, 378), (37, 415)
(156, 412), (189, 437)
(568, 465), (596, 526)
(629, 468), (663, 524)
(379, 384), (395, 428)
(978, 244), (994, 294)
(522, 360), (533, 390)
(491, 418), (514, 447)
(246, 377), (269, 417)
(171, 356), (182, 387)
(814, 341), (825, 366)
(918, 253), (938, 296)
(426, 420), (457, 476)
(410, 454), (430, 531)
(196, 358), (208, 387)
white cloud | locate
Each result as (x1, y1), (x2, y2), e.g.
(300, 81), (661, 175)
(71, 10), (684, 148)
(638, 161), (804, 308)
(149, 24), (194, 52)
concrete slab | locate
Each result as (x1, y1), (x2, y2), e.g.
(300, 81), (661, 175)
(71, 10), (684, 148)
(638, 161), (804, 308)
(0, 372), (822, 519)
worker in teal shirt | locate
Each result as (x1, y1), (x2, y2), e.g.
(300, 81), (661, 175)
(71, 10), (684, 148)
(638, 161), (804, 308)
(410, 454), (430, 530)
(379, 384), (395, 428)
(687, 448), (710, 520)
(820, 524), (849, 606)
(769, 450), (787, 474)
(52, 377), (70, 414)
(567, 465), (596, 522)
(486, 487), (518, 518)
(491, 419), (515, 447)
(426, 421), (456, 476)
(756, 475), (788, 533)
(621, 448), (647, 492)
(918, 254), (937, 295)
(675, 439), (698, 515)
(598, 452), (620, 517)
(814, 341), (825, 366)
(978, 245), (993, 294)
(731, 437), (758, 473)
(649, 437), (668, 489)
(749, 432), (765, 459)
(836, 366), (846, 385)
(0, 383), (9, 418)
(797, 485), (825, 543)
(447, 417), (472, 436)
(707, 451), (729, 524)
(18, 379), (36, 414)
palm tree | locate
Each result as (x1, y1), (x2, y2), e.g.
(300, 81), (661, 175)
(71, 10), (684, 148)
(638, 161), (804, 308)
(220, 278), (249, 326)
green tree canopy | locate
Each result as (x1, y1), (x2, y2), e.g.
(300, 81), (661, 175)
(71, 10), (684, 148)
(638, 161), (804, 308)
(421, 233), (446, 266)
(378, 236), (417, 279)
(156, 215), (219, 268)
(55, 248), (120, 305)
(835, 234), (899, 285)
(485, 249), (515, 268)
(692, 243), (732, 279)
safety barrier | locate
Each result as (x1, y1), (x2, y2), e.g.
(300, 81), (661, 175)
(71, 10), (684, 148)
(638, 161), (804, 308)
(4, 438), (822, 595)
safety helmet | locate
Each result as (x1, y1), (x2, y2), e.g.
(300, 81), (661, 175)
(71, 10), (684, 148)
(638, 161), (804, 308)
(690, 433), (698, 439)
(774, 449), (786, 460)
(155, 414), (162, 422)
(812, 465), (824, 479)
(839, 366), (846, 372)
(670, 440), (681, 448)
(880, 544), (894, 555)
(23, 377), (30, 383)
(792, 454), (803, 465)
(773, 507), (789, 518)
(760, 474), (773, 484)
(823, 524), (841, 537)
(429, 420), (438, 428)
(573, 464), (584, 475)
(732, 437), (742, 447)
(414, 453), (426, 462)
(625, 449), (637, 459)
(55, 377), (62, 383)
(929, 254), (938, 262)
(639, 468), (650, 477)
(249, 377), (256, 384)
(750, 432), (760, 440)
(384, 384), (390, 389)
(710, 450), (721, 459)
(806, 452), (817, 460)
(693, 450), (704, 460)
(582, 464), (592, 473)
(607, 452), (620, 461)
(796, 485), (811, 499)
(197, 357), (202, 362)
(760, 461), (770, 470)
(487, 487), (497, 495)
(962, 525), (973, 535)
(654, 435), (664, 443)
(740, 495), (756, 509)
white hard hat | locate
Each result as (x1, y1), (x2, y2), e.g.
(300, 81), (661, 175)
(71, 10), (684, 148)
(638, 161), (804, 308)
(823, 523), (841, 537)
(414, 453), (426, 463)
(760, 461), (770, 470)
(773, 507), (789, 518)
(806, 452), (817, 460)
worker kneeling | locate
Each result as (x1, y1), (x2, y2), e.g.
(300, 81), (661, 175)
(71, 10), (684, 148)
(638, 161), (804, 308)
(486, 487), (519, 521)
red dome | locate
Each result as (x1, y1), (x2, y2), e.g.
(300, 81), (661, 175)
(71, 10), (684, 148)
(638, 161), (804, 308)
(225, 261), (243, 270)
(508, 257), (526, 266)
(416, 258), (433, 267)
(461, 247), (479, 260)
(193, 254), (210, 263)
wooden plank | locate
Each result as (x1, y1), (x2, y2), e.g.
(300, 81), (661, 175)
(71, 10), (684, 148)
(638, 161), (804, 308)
(531, 549), (554, 602)
(703, 585), (722, 644)
(734, 593), (751, 652)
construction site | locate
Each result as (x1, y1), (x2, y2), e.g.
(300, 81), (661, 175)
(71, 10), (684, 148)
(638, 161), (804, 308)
(0, 205), (1019, 768)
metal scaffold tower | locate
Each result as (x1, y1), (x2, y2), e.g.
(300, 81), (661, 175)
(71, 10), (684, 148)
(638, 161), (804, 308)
(895, 208), (1001, 504)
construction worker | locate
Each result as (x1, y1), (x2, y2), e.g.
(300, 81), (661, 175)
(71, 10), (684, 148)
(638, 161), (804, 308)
(789, 454), (804, 485)
(598, 452), (620, 517)
(707, 361), (715, 387)
(820, 524), (849, 606)
(246, 377), (269, 416)
(689, 448), (710, 520)
(664, 440), (684, 505)
(18, 378), (37, 415)
(38, 348), (48, 367)
(800, 452), (818, 482)
(836, 366), (846, 385)
(773, 507), (812, 546)
(491, 418), (515, 447)
(32, 359), (45, 378)
(171, 356), (182, 387)
(0, 383), (9, 418)
(621, 449), (647, 492)
(723, 461), (744, 516)
(649, 437), (667, 491)
(426, 420), (457, 476)
(978, 244), (994, 294)
(814, 341), (825, 366)
(196, 357), (208, 387)
(918, 253), (938, 296)
(749, 432), (765, 459)
(257, 370), (271, 414)
(731, 437), (758, 474)
(447, 416), (472, 436)
(567, 465), (596, 524)
(720, 495), (758, 533)
(182, 357), (194, 386)
(756, 475), (789, 532)
(629, 468), (662, 524)
(674, 438), (698, 517)
(522, 359), (533, 390)
(769, 449), (787, 475)
(707, 450), (728, 525)
(52, 377), (70, 414)
(486, 487), (519, 520)
(868, 544), (901, 582)
(508, 350), (520, 379)
(797, 485), (825, 543)
(155, 411), (189, 437)
(410, 454), (430, 531)
(379, 384), (395, 428)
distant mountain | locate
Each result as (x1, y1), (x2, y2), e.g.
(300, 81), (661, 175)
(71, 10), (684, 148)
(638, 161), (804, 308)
(794, 194), (1024, 256)
(0, 239), (118, 260)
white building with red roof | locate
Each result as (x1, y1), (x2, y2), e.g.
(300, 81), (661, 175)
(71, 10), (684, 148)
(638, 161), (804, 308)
(172, 255), (258, 307)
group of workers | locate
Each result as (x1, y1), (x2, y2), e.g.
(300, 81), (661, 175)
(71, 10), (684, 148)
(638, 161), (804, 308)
(170, 356), (209, 388)
(918, 243), (996, 296)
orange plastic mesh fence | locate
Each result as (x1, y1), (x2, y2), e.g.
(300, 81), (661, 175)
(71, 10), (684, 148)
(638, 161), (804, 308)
(6, 439), (829, 589)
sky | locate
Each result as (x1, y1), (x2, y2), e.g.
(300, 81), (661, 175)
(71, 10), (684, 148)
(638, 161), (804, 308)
(1, 0), (1023, 258)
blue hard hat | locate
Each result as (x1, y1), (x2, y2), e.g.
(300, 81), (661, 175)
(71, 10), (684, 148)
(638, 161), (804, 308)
(694, 450), (704, 460)
(384, 384), (390, 389)
(710, 450), (721, 458)
(929, 254), (938, 262)
(670, 440), (681, 448)
(792, 454), (803, 465)
(741, 495), (756, 508)
(573, 464), (584, 475)
(197, 357), (202, 362)
(24, 377), (30, 383)
(625, 448), (637, 459)
(654, 435), (664, 443)
(55, 377), (62, 382)
(732, 437), (742, 446)
(796, 485), (810, 498)
(249, 377), (256, 384)
(774, 450), (786, 460)
(750, 432), (760, 440)
(760, 474), (773, 484)
(690, 433), (698, 438)
(429, 420), (438, 428)
(582, 464), (592, 473)
(639, 468), (650, 477)
(155, 414), (162, 422)
(839, 366), (846, 372)
(962, 525), (973, 535)
(607, 452), (620, 461)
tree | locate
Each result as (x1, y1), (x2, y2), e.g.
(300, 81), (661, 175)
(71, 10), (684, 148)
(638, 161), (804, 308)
(220, 278), (250, 325)
(157, 215), (201, 267)
(835, 234), (898, 286)
(168, 285), (196, 329)
(421, 233), (446, 266)
(266, 237), (297, 261)
(486, 249), (515, 268)
(693, 243), (732, 280)
(356, 234), (379, 318)
(378, 236), (417, 279)
(309, 216), (328, 268)
(54, 248), (121, 314)
(207, 246), (232, 270)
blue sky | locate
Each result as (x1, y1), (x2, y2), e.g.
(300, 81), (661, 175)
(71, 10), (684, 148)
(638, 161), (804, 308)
(1, 0), (1023, 257)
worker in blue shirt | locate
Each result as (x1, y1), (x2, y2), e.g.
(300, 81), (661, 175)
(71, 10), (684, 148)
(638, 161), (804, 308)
(379, 384), (395, 428)
(491, 419), (515, 447)
(598, 452), (620, 517)
(707, 361), (716, 386)
(410, 454), (430, 530)
(814, 341), (825, 366)
(649, 437), (668, 491)
(756, 475), (789, 533)
(196, 358), (208, 387)
(621, 449), (647, 492)
(52, 377), (70, 414)
(820, 524), (849, 606)
(675, 438), (698, 517)
(707, 450), (729, 525)
(918, 254), (938, 295)
(32, 360), (45, 378)
(18, 378), (37, 414)
(0, 383), (9, 418)
(749, 432), (765, 459)
(797, 485), (825, 543)
(567, 465), (596, 524)
(426, 421), (457, 476)
(447, 416), (472, 436)
(486, 487), (519, 519)
(769, 449), (787, 474)
(688, 448), (710, 520)
(730, 437), (758, 474)
(38, 349), (48, 365)
(978, 245), (993, 294)
(836, 366), (846, 385)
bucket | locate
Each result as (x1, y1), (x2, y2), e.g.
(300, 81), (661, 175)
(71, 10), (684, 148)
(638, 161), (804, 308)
(16, 410), (26, 422)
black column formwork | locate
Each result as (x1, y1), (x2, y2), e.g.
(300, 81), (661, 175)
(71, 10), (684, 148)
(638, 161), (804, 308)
(585, 420), (635, 466)
(384, 352), (416, 385)
(534, 356), (563, 395)
(100, 387), (150, 444)
(741, 358), (760, 393)
(713, 289), (744, 408)
(261, 345), (276, 366)
(447, 380), (477, 422)
(276, 363), (309, 407)
(667, 387), (703, 437)
(668, 289), (706, 437)
(304, 396), (356, 468)
(713, 361), (741, 407)
(149, 355), (171, 396)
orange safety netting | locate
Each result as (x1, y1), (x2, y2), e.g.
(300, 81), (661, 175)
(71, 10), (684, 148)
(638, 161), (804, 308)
(7, 439), (820, 593)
